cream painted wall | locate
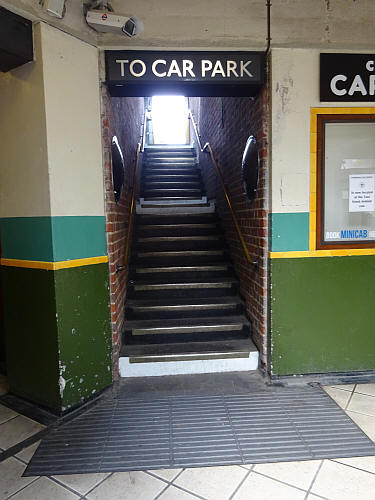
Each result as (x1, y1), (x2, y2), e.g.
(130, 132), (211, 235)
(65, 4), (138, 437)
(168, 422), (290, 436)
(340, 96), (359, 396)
(40, 23), (104, 216)
(3, 1), (375, 51)
(0, 23), (50, 218)
(271, 48), (375, 214)
(0, 0), (96, 46)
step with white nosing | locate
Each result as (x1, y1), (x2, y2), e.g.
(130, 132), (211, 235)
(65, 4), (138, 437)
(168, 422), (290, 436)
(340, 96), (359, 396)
(119, 351), (259, 376)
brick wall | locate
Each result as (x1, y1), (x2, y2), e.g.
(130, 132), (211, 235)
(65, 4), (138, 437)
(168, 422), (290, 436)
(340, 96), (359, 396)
(189, 90), (269, 368)
(100, 87), (144, 378)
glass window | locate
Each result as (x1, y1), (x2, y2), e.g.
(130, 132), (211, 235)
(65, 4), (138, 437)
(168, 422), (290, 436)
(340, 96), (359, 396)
(317, 115), (375, 249)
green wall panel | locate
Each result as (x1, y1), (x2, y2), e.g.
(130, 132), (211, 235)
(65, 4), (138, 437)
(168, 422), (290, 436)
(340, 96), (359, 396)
(1, 266), (61, 410)
(0, 217), (54, 261)
(0, 216), (107, 261)
(271, 213), (309, 252)
(271, 255), (375, 375)
(54, 263), (112, 410)
(51, 217), (107, 262)
(1, 262), (112, 413)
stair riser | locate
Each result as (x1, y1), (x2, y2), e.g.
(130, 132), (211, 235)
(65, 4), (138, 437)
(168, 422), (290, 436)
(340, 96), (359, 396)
(135, 227), (220, 237)
(123, 329), (250, 345)
(136, 215), (218, 225)
(142, 182), (202, 190)
(144, 158), (196, 163)
(134, 254), (229, 266)
(129, 270), (232, 281)
(145, 151), (196, 156)
(134, 240), (225, 252)
(143, 168), (199, 174)
(141, 191), (203, 198)
(127, 286), (238, 300)
(144, 174), (200, 180)
(125, 304), (244, 320)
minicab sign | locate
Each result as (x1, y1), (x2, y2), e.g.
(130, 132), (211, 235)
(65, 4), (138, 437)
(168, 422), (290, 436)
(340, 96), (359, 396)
(105, 50), (264, 97)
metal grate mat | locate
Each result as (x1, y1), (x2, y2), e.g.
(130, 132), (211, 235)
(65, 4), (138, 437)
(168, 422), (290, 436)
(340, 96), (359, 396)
(25, 386), (375, 476)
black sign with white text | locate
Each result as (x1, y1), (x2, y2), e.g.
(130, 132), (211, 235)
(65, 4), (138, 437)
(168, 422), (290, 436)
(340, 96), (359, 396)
(105, 50), (264, 97)
(320, 53), (375, 102)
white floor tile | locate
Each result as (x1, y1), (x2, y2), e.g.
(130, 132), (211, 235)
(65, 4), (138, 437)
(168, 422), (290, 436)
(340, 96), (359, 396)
(0, 457), (37, 499)
(15, 441), (41, 463)
(0, 416), (45, 449)
(233, 471), (306, 500)
(323, 387), (351, 409)
(329, 384), (355, 392)
(333, 455), (375, 474)
(52, 472), (110, 495)
(253, 460), (321, 490)
(148, 468), (182, 482)
(356, 383), (375, 397)
(0, 403), (19, 424)
(311, 459), (375, 500)
(174, 465), (247, 500)
(158, 485), (199, 499)
(11, 477), (79, 499)
(346, 410), (375, 441)
(347, 393), (375, 417)
(87, 471), (167, 500)
(240, 463), (253, 470)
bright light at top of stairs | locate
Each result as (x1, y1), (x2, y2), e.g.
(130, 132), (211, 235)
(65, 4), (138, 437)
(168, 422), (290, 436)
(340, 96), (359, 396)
(152, 95), (188, 144)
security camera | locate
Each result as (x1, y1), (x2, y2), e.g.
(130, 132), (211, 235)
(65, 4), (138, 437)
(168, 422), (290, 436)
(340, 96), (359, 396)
(86, 10), (144, 37)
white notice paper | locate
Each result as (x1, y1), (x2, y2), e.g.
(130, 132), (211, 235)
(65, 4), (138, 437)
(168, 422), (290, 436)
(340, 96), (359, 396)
(349, 174), (375, 212)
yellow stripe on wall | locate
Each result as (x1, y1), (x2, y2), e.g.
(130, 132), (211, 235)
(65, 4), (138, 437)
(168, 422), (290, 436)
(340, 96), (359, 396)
(270, 249), (375, 259)
(0, 255), (109, 270)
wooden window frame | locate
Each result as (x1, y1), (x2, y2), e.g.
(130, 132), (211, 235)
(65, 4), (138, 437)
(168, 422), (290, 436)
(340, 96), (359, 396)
(316, 113), (375, 250)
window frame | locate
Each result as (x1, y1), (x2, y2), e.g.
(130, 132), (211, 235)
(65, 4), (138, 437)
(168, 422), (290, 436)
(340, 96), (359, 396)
(316, 113), (375, 250)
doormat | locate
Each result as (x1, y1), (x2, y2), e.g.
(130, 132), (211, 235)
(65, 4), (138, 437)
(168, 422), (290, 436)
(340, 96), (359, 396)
(24, 386), (375, 476)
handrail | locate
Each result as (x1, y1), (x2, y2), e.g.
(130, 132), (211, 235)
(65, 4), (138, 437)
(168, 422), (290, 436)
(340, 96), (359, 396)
(188, 110), (256, 266)
(141, 110), (148, 152)
(122, 142), (141, 269)
(119, 109), (148, 272)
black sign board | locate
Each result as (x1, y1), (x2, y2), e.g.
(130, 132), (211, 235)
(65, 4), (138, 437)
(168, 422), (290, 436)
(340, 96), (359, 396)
(320, 53), (375, 102)
(0, 7), (33, 72)
(105, 50), (264, 97)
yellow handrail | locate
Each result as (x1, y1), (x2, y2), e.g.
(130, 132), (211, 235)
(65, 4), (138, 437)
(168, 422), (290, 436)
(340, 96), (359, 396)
(188, 111), (256, 265)
(123, 142), (141, 269)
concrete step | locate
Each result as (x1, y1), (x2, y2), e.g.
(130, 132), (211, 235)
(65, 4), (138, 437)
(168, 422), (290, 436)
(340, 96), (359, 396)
(139, 197), (207, 205)
(135, 213), (219, 225)
(127, 277), (238, 299)
(136, 205), (216, 214)
(125, 296), (244, 320)
(142, 181), (202, 188)
(124, 315), (249, 336)
(119, 335), (258, 376)
(136, 224), (220, 237)
(133, 249), (228, 266)
(129, 264), (232, 282)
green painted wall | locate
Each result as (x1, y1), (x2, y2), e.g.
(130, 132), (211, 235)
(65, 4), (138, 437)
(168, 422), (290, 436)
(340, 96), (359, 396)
(1, 266), (61, 410)
(271, 213), (309, 252)
(271, 255), (375, 375)
(1, 263), (112, 413)
(0, 216), (107, 261)
(55, 264), (112, 410)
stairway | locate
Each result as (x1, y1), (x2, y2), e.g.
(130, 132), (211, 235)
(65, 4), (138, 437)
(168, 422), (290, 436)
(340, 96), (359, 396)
(119, 145), (258, 376)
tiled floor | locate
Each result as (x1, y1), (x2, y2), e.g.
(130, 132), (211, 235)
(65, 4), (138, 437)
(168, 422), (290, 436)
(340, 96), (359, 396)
(0, 377), (375, 499)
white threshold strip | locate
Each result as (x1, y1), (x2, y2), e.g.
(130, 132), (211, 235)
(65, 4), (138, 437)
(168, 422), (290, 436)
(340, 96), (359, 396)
(119, 351), (259, 377)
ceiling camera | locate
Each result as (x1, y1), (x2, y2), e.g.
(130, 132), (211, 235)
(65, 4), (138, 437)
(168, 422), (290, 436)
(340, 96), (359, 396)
(86, 10), (144, 37)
